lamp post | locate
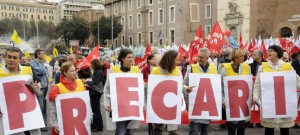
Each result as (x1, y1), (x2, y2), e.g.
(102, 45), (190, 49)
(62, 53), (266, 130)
(111, 0), (114, 49)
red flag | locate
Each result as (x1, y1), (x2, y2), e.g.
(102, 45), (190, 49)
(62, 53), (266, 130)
(285, 40), (295, 56)
(143, 43), (152, 58)
(279, 35), (287, 50)
(260, 40), (267, 60)
(205, 22), (225, 53)
(135, 44), (153, 70)
(187, 26), (205, 64)
(86, 45), (100, 62)
(239, 31), (243, 45)
(288, 46), (300, 57)
(240, 41), (249, 52)
(248, 40), (254, 52)
(178, 44), (187, 62)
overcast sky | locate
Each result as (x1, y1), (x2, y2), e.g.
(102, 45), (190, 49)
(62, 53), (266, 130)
(48, 0), (61, 2)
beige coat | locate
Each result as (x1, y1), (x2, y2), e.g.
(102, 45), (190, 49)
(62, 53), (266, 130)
(253, 60), (300, 128)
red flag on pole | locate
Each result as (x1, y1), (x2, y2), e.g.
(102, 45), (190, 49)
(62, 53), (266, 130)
(135, 44), (152, 70)
(205, 21), (225, 53)
(260, 40), (267, 60)
(143, 43), (152, 58)
(239, 31), (243, 45)
(86, 45), (100, 62)
(178, 44), (187, 62)
(187, 26), (205, 64)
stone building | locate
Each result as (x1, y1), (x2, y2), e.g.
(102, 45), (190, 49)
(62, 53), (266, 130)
(104, 0), (218, 47)
(218, 0), (300, 42)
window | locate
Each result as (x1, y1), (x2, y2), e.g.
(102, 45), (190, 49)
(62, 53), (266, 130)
(205, 25), (211, 38)
(137, 13), (141, 27)
(44, 16), (46, 20)
(170, 30), (175, 43)
(149, 32), (153, 44)
(122, 35), (125, 45)
(16, 7), (20, 11)
(158, 9), (163, 24)
(129, 37), (133, 45)
(121, 1), (125, 13)
(137, 0), (141, 8)
(31, 15), (34, 20)
(114, 3), (118, 14)
(105, 6), (110, 16)
(190, 3), (199, 22)
(129, 15), (133, 29)
(138, 33), (142, 44)
(148, 11), (153, 26)
(205, 4), (211, 19)
(158, 0), (163, 4)
(149, 0), (153, 5)
(169, 6), (175, 23)
(121, 17), (125, 29)
(115, 39), (118, 46)
(38, 15), (40, 20)
(128, 0), (132, 11)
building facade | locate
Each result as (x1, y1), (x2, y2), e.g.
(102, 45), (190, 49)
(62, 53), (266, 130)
(104, 0), (218, 46)
(56, 0), (104, 22)
(218, 0), (300, 42)
(0, 0), (57, 24)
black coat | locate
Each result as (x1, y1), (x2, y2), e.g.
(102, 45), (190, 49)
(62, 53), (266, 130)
(249, 61), (263, 76)
(291, 60), (300, 76)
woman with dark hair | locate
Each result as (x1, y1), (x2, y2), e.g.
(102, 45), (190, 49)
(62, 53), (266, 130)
(104, 48), (140, 135)
(253, 45), (300, 135)
(142, 54), (156, 82)
(82, 59), (105, 132)
(150, 50), (190, 135)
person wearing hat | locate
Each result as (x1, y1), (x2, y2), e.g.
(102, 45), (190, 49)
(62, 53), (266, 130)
(253, 45), (300, 135)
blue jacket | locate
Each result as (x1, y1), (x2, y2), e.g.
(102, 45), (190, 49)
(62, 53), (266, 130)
(30, 59), (49, 88)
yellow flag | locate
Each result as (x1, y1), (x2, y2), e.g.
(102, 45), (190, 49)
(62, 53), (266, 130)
(69, 47), (73, 54)
(53, 48), (58, 58)
(11, 29), (21, 44)
(162, 44), (167, 49)
(25, 51), (30, 58)
(44, 55), (51, 63)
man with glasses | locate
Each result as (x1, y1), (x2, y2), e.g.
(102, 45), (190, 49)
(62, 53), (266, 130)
(0, 47), (42, 135)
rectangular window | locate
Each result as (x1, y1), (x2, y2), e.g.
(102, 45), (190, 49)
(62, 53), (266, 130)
(158, 0), (163, 4)
(137, 0), (141, 8)
(106, 6), (110, 16)
(138, 33), (142, 44)
(121, 17), (125, 30)
(121, 1), (125, 13)
(122, 35), (125, 45)
(44, 16), (46, 20)
(205, 25), (211, 38)
(169, 6), (175, 23)
(170, 30), (175, 43)
(149, 0), (153, 5)
(129, 15), (133, 29)
(205, 4), (211, 19)
(128, 0), (132, 11)
(148, 11), (153, 26)
(190, 3), (200, 22)
(114, 3), (118, 14)
(158, 9), (163, 24)
(137, 13), (141, 27)
(149, 32), (153, 44)
(129, 37), (133, 45)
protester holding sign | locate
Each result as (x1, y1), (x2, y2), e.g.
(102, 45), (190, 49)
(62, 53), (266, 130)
(220, 48), (251, 135)
(183, 48), (218, 135)
(49, 61), (86, 135)
(104, 48), (141, 135)
(150, 50), (188, 135)
(253, 45), (300, 135)
(0, 47), (42, 135)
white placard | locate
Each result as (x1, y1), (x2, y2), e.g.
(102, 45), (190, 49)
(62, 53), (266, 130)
(188, 73), (222, 120)
(260, 71), (298, 118)
(0, 75), (45, 135)
(223, 75), (253, 121)
(146, 75), (183, 124)
(109, 73), (144, 122)
(56, 91), (91, 135)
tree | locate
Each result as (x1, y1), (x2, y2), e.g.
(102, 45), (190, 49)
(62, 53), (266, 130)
(56, 16), (90, 47)
(90, 16), (123, 45)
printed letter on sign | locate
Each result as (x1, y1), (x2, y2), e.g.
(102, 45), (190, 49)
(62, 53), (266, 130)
(223, 75), (253, 121)
(116, 77), (139, 118)
(192, 78), (218, 116)
(152, 80), (178, 120)
(273, 76), (286, 115)
(61, 98), (88, 135)
(3, 81), (36, 130)
(228, 80), (250, 118)
(0, 75), (45, 135)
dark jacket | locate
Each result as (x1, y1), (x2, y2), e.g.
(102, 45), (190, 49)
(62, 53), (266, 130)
(291, 60), (300, 76)
(249, 61), (263, 76)
(86, 69), (105, 94)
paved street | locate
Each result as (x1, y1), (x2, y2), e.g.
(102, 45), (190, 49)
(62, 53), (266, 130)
(40, 103), (300, 135)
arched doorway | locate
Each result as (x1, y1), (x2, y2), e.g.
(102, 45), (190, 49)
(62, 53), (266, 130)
(280, 27), (292, 38)
(230, 27), (238, 41)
